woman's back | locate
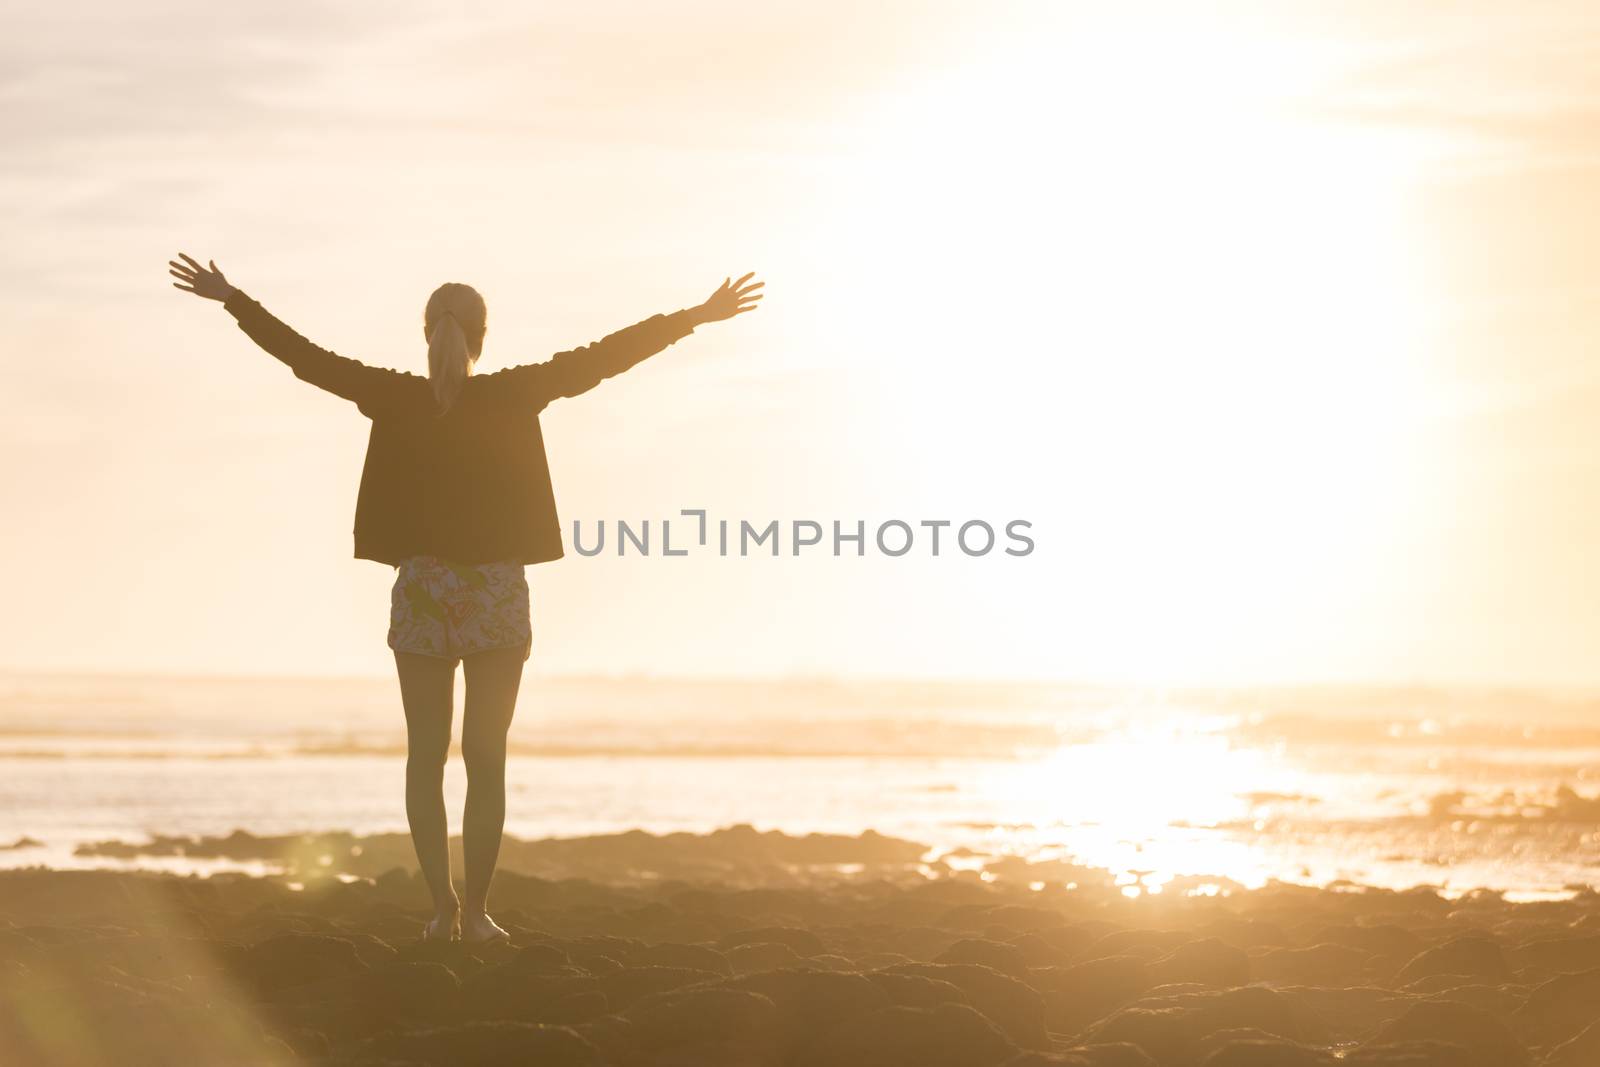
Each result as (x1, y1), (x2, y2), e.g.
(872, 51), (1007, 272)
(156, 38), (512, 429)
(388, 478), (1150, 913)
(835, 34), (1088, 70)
(217, 286), (702, 566)
(358, 373), (562, 567)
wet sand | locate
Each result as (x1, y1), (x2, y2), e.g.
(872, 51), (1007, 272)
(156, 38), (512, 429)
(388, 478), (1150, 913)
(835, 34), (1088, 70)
(4, 826), (1600, 1065)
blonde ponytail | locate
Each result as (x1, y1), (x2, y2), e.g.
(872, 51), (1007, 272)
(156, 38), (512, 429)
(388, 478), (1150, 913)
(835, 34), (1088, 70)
(427, 313), (471, 414)
(422, 283), (487, 416)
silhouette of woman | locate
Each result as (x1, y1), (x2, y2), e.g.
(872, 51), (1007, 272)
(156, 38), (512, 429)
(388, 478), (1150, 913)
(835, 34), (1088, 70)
(169, 253), (763, 942)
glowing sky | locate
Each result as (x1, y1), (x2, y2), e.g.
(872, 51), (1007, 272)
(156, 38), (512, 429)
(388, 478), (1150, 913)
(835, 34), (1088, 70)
(6, 1), (1600, 685)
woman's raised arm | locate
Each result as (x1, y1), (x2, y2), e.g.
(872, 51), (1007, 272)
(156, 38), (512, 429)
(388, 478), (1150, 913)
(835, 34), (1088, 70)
(169, 252), (403, 414)
(486, 273), (765, 411)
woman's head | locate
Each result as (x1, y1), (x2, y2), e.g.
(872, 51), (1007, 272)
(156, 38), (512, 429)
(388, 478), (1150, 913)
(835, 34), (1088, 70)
(423, 282), (487, 415)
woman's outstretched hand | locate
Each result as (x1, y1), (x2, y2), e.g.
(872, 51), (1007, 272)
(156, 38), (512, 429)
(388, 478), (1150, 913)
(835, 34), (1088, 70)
(691, 273), (764, 324)
(168, 252), (236, 302)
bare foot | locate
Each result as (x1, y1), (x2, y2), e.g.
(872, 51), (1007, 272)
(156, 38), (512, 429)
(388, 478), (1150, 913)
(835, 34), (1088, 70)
(461, 910), (510, 944)
(422, 906), (460, 942)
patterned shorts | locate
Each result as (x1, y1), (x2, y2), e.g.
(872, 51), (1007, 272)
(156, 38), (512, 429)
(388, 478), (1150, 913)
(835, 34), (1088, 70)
(387, 555), (531, 665)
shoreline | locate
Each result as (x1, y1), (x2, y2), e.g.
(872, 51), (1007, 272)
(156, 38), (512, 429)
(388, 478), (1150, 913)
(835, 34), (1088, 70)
(6, 824), (1595, 904)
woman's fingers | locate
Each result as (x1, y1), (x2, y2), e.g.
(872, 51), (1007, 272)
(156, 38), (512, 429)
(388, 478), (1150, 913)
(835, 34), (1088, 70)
(698, 273), (765, 316)
(700, 273), (762, 318)
(170, 255), (210, 283)
(170, 252), (225, 297)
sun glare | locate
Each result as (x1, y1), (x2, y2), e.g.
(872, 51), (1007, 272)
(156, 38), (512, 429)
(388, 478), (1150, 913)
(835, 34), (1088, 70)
(824, 13), (1438, 683)
(980, 721), (1298, 891)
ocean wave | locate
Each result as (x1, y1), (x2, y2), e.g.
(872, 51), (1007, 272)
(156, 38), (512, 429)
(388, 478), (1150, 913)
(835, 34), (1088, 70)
(0, 719), (1077, 761)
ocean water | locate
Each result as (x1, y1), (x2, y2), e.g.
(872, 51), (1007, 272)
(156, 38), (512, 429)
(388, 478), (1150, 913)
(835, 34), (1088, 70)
(3, 671), (1599, 899)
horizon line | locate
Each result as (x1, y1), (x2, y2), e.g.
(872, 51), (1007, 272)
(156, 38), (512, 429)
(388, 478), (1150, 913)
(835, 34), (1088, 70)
(4, 662), (1600, 700)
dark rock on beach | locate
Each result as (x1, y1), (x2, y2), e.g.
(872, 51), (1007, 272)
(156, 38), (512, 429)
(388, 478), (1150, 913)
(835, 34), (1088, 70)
(5, 826), (1599, 1065)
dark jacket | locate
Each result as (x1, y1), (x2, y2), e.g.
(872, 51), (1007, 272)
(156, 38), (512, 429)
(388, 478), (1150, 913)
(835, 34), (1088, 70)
(223, 288), (698, 566)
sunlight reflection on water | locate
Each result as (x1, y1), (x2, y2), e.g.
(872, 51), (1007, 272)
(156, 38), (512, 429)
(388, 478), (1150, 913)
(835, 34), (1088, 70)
(4, 675), (1600, 896)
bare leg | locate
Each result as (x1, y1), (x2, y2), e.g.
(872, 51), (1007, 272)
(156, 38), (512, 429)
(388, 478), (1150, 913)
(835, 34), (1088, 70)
(394, 650), (459, 935)
(459, 644), (525, 939)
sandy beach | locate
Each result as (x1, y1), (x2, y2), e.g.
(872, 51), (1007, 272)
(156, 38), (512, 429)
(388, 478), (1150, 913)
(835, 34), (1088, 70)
(5, 825), (1600, 1066)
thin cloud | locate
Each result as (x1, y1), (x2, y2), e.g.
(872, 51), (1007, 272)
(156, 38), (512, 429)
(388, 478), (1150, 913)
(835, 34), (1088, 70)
(1303, 22), (1600, 166)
